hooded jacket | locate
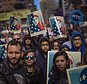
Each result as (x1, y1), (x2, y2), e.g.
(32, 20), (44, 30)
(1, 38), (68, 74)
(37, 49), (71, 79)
(71, 31), (86, 56)
(60, 44), (70, 51)
(35, 37), (51, 84)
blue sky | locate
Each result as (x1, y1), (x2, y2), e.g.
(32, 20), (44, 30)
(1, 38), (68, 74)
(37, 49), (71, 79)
(34, 0), (40, 10)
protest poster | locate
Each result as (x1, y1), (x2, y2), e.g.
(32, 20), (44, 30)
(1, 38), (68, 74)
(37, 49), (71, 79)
(70, 10), (83, 24)
(47, 51), (57, 84)
(49, 16), (67, 39)
(27, 10), (46, 37)
(0, 45), (6, 62)
(79, 21), (87, 39)
(66, 51), (81, 68)
(67, 65), (87, 84)
(9, 16), (21, 33)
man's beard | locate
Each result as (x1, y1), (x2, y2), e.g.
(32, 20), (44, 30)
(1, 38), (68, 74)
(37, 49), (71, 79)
(7, 57), (21, 68)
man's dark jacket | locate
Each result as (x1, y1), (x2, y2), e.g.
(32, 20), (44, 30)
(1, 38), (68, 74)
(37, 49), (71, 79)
(0, 59), (30, 84)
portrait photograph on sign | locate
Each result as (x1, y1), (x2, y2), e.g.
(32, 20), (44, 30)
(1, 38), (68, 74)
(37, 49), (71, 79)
(10, 16), (21, 30)
(49, 16), (67, 39)
(27, 10), (46, 37)
(66, 51), (81, 68)
(9, 16), (21, 33)
(67, 65), (87, 84)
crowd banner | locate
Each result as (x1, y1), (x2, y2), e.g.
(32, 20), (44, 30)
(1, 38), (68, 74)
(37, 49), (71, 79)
(27, 10), (46, 37)
(67, 65), (87, 84)
(47, 51), (57, 84)
(66, 51), (81, 68)
(49, 16), (67, 39)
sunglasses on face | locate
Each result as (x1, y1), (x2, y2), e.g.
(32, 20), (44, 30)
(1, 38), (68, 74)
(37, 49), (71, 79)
(24, 55), (34, 60)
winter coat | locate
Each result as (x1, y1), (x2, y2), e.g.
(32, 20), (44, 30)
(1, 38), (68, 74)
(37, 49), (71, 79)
(35, 37), (51, 84)
(49, 66), (69, 84)
(0, 59), (30, 84)
(71, 31), (86, 57)
(25, 66), (44, 84)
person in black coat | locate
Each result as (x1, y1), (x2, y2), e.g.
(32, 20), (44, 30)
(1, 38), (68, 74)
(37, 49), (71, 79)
(0, 40), (30, 84)
(35, 37), (51, 84)
(23, 49), (44, 84)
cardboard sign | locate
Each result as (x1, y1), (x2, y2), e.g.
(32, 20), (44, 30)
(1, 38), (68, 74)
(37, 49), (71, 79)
(67, 65), (87, 84)
(70, 10), (83, 24)
(27, 10), (46, 37)
(66, 51), (81, 68)
(47, 51), (58, 84)
(49, 16), (67, 39)
(9, 16), (21, 33)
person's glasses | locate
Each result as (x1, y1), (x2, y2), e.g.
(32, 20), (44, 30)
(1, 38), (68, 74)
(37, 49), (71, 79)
(24, 55), (34, 60)
(13, 38), (20, 40)
(73, 38), (81, 41)
(41, 44), (49, 46)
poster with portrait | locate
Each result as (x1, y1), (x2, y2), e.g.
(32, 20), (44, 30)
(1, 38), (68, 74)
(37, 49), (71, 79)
(49, 16), (67, 39)
(67, 65), (87, 84)
(9, 16), (21, 33)
(27, 10), (46, 37)
(66, 51), (81, 68)
(47, 51), (57, 84)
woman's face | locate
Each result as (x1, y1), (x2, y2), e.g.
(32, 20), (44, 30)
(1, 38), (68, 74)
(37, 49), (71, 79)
(55, 55), (68, 71)
(25, 38), (31, 45)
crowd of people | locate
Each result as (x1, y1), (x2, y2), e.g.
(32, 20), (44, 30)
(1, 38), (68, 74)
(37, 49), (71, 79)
(0, 29), (87, 84)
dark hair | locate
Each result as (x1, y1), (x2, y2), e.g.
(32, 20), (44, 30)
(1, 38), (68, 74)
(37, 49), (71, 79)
(39, 37), (51, 50)
(23, 49), (35, 59)
(12, 33), (21, 39)
(82, 49), (87, 65)
(24, 34), (31, 40)
(39, 37), (49, 45)
(7, 40), (22, 52)
(53, 51), (69, 64)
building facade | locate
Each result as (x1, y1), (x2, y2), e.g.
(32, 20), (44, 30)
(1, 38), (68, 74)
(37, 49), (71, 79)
(40, 0), (59, 26)
(0, 0), (36, 13)
(0, 0), (37, 31)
